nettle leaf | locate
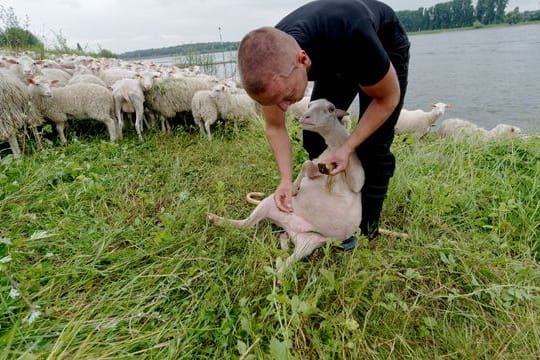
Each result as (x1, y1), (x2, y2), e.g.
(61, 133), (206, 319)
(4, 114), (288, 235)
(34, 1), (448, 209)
(269, 337), (290, 360)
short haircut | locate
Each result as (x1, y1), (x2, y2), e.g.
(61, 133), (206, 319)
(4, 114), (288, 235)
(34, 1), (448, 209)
(237, 27), (299, 96)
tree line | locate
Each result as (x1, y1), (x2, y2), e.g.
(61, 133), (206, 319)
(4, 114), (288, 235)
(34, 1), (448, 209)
(397, 0), (540, 32)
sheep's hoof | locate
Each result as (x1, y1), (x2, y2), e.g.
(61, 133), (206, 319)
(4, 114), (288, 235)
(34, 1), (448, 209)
(207, 213), (223, 224)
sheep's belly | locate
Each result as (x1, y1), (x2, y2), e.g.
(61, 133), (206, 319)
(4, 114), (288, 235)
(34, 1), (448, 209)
(292, 177), (361, 240)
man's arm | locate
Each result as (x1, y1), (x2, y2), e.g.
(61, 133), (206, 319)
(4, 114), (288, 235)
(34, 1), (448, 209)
(262, 105), (294, 212)
(328, 63), (400, 175)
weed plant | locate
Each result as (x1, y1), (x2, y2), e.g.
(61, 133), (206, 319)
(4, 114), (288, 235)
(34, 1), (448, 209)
(1, 121), (539, 359)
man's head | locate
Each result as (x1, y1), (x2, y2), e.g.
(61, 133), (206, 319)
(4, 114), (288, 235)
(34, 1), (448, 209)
(238, 27), (310, 111)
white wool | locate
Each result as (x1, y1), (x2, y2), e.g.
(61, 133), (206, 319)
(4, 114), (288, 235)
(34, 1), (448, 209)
(396, 102), (449, 137)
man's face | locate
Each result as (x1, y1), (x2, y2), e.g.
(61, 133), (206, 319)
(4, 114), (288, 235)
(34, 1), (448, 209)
(252, 64), (308, 112)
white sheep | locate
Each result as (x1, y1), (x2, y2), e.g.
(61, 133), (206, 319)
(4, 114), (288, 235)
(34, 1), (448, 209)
(67, 74), (107, 87)
(35, 68), (72, 87)
(192, 89), (218, 140)
(207, 83), (260, 134)
(5, 55), (42, 82)
(144, 77), (212, 132)
(111, 78), (145, 140)
(486, 124), (522, 140)
(27, 79), (118, 144)
(287, 96), (352, 130)
(395, 102), (449, 137)
(437, 118), (488, 139)
(0, 70), (43, 157)
(99, 68), (137, 87)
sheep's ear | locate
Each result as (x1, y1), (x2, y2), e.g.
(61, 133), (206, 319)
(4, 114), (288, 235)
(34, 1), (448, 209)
(25, 77), (35, 85)
(34, 60), (44, 65)
(135, 73), (142, 78)
(51, 79), (59, 84)
(7, 59), (18, 64)
(336, 109), (349, 118)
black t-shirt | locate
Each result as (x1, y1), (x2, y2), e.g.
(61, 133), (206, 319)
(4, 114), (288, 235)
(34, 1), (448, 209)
(275, 0), (408, 86)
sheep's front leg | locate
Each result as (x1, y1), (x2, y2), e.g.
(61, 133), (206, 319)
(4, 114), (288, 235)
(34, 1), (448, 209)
(55, 122), (68, 144)
(7, 134), (21, 158)
(293, 160), (320, 195)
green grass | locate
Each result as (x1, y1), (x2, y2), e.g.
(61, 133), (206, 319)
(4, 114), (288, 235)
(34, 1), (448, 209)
(1, 122), (539, 359)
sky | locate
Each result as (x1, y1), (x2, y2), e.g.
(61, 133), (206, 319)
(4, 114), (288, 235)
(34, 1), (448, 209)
(1, 0), (538, 54)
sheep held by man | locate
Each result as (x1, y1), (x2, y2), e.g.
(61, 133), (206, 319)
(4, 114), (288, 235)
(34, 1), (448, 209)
(208, 99), (364, 274)
(27, 79), (118, 144)
(395, 102), (449, 137)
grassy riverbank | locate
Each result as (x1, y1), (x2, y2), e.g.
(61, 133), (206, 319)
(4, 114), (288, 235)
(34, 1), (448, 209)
(1, 121), (539, 358)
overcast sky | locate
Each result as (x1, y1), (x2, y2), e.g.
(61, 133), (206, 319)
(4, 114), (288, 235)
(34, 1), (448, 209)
(2, 0), (538, 54)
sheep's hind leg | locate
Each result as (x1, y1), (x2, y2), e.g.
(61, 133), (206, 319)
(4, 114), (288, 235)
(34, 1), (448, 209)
(277, 232), (327, 273)
(208, 196), (275, 229)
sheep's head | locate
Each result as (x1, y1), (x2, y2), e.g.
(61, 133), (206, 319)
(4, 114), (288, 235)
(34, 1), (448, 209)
(299, 99), (348, 134)
(26, 78), (54, 97)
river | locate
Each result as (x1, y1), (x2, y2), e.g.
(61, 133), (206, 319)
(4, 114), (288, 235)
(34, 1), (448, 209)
(147, 24), (540, 134)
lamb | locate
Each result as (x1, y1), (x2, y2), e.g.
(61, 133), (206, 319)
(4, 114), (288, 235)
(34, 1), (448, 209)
(144, 77), (212, 132)
(395, 102), (449, 137)
(0, 71), (43, 157)
(208, 99), (365, 274)
(27, 79), (118, 144)
(111, 78), (145, 140)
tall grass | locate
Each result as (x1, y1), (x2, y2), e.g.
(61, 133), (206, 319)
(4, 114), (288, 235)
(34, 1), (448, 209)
(1, 122), (539, 359)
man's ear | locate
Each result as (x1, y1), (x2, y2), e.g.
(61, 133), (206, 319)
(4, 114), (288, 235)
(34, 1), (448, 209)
(297, 50), (309, 65)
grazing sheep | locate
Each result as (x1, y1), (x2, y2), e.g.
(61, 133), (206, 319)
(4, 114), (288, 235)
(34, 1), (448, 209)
(487, 123), (522, 140)
(27, 79), (118, 143)
(144, 77), (211, 132)
(0, 71), (42, 157)
(208, 99), (364, 274)
(437, 118), (488, 139)
(111, 78), (145, 140)
(395, 102), (449, 137)
(208, 83), (260, 133)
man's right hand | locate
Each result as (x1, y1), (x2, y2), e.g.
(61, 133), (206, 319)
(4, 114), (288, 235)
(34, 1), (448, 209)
(275, 180), (294, 213)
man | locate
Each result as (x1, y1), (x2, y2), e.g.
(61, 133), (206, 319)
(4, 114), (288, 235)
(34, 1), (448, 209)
(237, 0), (410, 248)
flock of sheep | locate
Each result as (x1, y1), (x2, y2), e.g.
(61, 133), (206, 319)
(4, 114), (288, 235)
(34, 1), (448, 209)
(0, 52), (526, 158)
(0, 52), (261, 157)
(395, 102), (523, 140)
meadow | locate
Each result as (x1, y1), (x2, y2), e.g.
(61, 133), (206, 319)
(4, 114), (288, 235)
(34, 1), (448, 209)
(1, 120), (539, 359)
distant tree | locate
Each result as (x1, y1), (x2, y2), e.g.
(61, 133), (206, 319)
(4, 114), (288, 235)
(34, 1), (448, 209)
(0, 26), (41, 48)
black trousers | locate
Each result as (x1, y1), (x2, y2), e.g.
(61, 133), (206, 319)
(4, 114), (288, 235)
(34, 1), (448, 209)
(304, 40), (410, 238)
